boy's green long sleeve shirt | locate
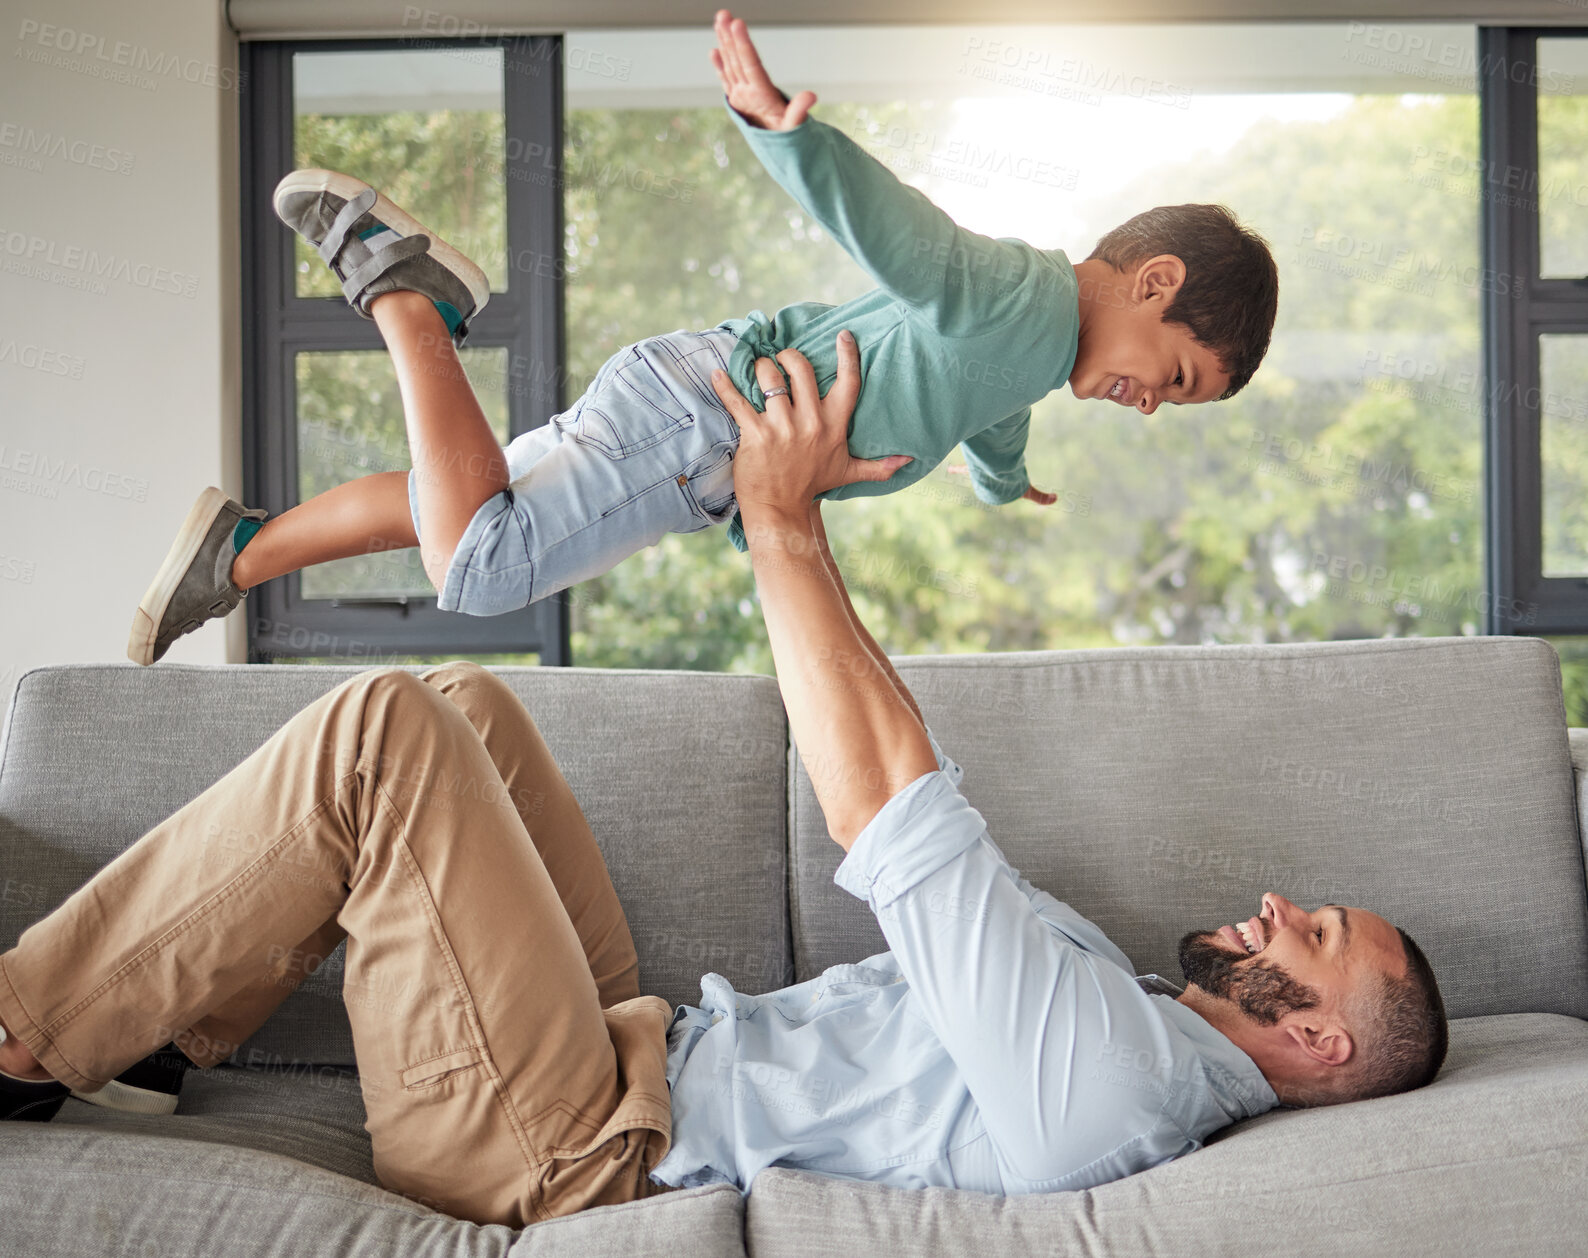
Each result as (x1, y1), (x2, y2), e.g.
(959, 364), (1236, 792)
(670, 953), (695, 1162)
(718, 104), (1081, 550)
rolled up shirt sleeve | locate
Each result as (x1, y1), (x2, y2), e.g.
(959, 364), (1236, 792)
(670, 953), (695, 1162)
(833, 728), (1166, 1187)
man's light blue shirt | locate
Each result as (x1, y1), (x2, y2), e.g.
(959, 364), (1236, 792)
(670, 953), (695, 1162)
(650, 734), (1279, 1196)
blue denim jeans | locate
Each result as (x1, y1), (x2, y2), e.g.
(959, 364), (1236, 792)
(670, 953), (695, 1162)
(408, 327), (742, 615)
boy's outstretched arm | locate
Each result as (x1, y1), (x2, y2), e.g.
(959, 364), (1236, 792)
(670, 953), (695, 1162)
(707, 12), (1059, 338)
(713, 337), (935, 847)
(710, 10), (814, 132)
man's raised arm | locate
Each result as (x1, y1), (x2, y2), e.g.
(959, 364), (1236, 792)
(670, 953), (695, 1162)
(712, 337), (935, 847)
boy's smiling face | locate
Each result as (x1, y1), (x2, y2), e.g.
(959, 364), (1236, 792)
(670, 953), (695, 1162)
(1069, 254), (1233, 414)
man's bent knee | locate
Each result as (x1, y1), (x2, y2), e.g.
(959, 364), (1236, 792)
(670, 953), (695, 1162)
(422, 660), (493, 689)
(422, 660), (521, 715)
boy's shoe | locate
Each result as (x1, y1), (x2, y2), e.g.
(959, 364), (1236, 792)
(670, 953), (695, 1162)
(272, 169), (489, 346)
(70, 1042), (190, 1115)
(127, 486), (267, 666)
(0, 1068), (69, 1122)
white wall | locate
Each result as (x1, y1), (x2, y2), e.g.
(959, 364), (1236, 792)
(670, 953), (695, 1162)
(0, 0), (242, 695)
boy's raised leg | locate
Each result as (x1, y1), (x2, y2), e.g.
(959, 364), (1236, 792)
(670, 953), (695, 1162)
(368, 291), (509, 593)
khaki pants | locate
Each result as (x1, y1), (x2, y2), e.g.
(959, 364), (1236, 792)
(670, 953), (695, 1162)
(0, 663), (675, 1227)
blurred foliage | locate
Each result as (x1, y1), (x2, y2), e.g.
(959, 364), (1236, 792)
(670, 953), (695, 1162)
(566, 95), (1490, 671)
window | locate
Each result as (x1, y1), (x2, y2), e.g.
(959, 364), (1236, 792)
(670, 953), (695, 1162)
(243, 23), (1579, 674)
(1481, 28), (1588, 634)
(240, 38), (567, 662)
(561, 23), (1484, 670)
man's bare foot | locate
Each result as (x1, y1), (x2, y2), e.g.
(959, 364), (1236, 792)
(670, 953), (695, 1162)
(0, 1018), (53, 1081)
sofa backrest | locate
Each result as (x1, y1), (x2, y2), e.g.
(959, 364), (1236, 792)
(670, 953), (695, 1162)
(790, 637), (1588, 1022)
(0, 663), (793, 1066)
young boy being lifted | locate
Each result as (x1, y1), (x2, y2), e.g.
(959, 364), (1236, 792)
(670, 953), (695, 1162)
(129, 10), (1278, 664)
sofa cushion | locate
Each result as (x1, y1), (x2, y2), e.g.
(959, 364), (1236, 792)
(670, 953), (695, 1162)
(0, 1119), (746, 1258)
(789, 637), (1588, 1020)
(0, 663), (794, 1066)
(52, 1061), (379, 1185)
(744, 1011), (1588, 1258)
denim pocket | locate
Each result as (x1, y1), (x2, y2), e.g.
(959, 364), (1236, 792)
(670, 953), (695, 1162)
(677, 448), (738, 532)
(565, 339), (695, 459)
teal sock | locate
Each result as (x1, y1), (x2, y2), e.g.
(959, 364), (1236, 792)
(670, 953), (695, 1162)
(357, 225), (465, 338)
(232, 517), (264, 554)
(433, 301), (464, 337)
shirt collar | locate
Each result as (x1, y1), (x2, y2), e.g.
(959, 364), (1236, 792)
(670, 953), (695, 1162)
(1137, 973), (1280, 1120)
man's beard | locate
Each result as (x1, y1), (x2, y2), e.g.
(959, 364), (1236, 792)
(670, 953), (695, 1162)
(1176, 929), (1323, 1026)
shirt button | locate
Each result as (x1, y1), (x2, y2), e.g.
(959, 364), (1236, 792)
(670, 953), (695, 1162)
(711, 1013), (723, 1025)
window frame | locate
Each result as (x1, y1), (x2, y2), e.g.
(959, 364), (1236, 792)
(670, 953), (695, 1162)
(1481, 25), (1588, 635)
(239, 36), (570, 663)
(236, 24), (1566, 653)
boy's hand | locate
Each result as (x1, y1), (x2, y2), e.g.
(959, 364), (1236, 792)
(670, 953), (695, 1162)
(945, 464), (1058, 506)
(713, 332), (911, 514)
(710, 9), (815, 131)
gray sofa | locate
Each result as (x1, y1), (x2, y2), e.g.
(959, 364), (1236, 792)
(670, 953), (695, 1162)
(1, 635), (1585, 1257)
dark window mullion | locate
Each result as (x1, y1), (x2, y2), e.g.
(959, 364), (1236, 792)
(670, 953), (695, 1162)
(1479, 26), (1588, 634)
(242, 36), (570, 663)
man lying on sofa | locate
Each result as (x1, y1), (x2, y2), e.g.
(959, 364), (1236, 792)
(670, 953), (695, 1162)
(0, 334), (1446, 1229)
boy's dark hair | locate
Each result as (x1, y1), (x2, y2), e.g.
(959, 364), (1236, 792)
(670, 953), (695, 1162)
(1086, 204), (1278, 400)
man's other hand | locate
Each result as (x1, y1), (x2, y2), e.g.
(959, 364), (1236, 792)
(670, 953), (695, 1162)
(709, 9), (816, 131)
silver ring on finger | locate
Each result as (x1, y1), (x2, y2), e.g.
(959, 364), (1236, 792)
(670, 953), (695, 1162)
(763, 386), (790, 399)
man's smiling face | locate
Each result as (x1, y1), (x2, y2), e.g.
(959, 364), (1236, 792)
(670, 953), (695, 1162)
(1177, 892), (1407, 1026)
(1068, 254), (1232, 415)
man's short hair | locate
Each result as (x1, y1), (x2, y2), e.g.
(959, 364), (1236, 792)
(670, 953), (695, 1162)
(1283, 927), (1448, 1108)
(1086, 204), (1279, 400)
(1350, 928), (1449, 1100)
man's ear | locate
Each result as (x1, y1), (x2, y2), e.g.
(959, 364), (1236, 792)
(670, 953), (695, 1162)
(1283, 1016), (1354, 1069)
(1132, 254), (1188, 306)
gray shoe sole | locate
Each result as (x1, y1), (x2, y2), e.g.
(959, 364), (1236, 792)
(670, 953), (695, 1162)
(272, 169), (489, 325)
(127, 486), (259, 666)
(70, 1077), (179, 1115)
